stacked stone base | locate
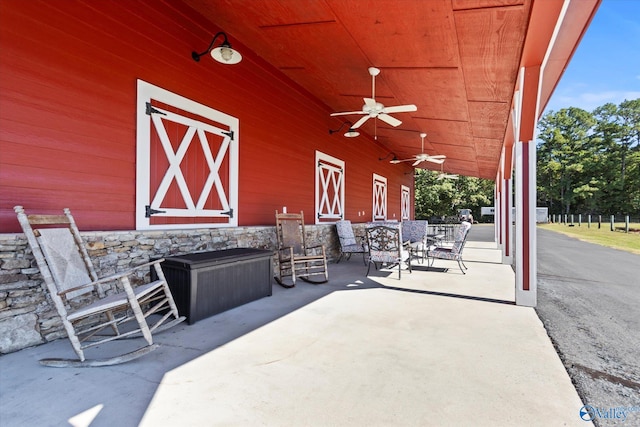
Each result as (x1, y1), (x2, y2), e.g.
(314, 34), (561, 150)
(0, 224), (341, 355)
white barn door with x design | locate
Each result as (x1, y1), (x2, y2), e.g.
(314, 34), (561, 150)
(372, 173), (387, 221)
(315, 151), (345, 223)
(136, 80), (238, 230)
(401, 185), (411, 220)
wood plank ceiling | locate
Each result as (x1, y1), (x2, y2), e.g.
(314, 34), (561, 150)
(182, 0), (534, 179)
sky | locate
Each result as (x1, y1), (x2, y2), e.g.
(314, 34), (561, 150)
(543, 0), (640, 115)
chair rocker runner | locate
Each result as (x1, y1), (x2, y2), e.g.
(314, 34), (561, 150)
(427, 221), (471, 274)
(274, 210), (329, 288)
(14, 206), (185, 367)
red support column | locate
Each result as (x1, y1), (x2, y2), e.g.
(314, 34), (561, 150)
(494, 174), (501, 246)
(514, 66), (540, 307)
(498, 143), (514, 264)
(501, 175), (512, 264)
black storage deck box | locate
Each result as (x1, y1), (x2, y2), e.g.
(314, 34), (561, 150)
(160, 248), (273, 324)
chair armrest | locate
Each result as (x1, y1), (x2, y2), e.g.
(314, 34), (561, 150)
(305, 244), (326, 255)
(57, 282), (99, 297)
(58, 259), (166, 296)
(93, 259), (166, 285)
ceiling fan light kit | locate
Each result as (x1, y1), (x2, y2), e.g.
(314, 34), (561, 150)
(437, 162), (459, 180)
(389, 133), (446, 166)
(330, 67), (417, 130)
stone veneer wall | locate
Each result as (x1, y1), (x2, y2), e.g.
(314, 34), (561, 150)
(0, 224), (341, 355)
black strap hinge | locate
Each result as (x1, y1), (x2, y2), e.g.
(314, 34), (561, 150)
(145, 205), (166, 217)
(222, 130), (234, 141)
(222, 208), (234, 218)
(146, 102), (166, 116)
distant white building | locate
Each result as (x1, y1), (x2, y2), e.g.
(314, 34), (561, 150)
(482, 206), (548, 223)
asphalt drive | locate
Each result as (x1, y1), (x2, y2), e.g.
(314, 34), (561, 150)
(535, 227), (640, 425)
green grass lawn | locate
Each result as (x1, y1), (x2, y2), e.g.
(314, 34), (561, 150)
(538, 222), (640, 255)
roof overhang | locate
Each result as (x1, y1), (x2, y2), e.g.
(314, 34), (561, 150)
(182, 0), (600, 179)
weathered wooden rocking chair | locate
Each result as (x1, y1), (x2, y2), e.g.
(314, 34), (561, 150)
(15, 206), (185, 367)
(274, 210), (329, 288)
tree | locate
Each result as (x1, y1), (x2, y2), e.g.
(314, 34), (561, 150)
(414, 169), (493, 221)
(593, 99), (640, 214)
(537, 99), (640, 216)
(413, 98), (639, 221)
(536, 107), (596, 214)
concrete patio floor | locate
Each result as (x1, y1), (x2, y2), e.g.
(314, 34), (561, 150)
(0, 233), (588, 426)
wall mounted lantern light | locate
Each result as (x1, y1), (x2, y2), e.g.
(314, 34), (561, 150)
(192, 31), (242, 64)
(379, 153), (398, 162)
(329, 121), (360, 138)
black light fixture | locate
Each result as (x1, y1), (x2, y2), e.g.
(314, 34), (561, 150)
(379, 153), (398, 162)
(192, 32), (242, 64)
(329, 121), (360, 138)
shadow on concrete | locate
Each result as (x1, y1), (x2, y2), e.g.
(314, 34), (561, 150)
(382, 284), (516, 306)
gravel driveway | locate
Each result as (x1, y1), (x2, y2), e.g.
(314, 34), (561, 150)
(536, 228), (640, 425)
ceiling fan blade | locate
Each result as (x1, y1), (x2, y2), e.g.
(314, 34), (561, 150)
(390, 158), (415, 164)
(383, 104), (417, 114)
(351, 115), (371, 129)
(426, 157), (445, 164)
(412, 158), (424, 166)
(438, 173), (458, 179)
(378, 113), (402, 127)
(330, 111), (367, 117)
(363, 98), (377, 108)
(429, 155), (446, 159)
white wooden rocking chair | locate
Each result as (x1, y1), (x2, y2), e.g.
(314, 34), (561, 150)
(15, 206), (185, 367)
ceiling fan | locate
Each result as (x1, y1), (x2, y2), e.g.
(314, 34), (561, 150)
(437, 162), (459, 180)
(390, 133), (446, 166)
(330, 67), (417, 130)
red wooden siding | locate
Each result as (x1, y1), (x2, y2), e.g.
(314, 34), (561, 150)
(0, 0), (413, 233)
